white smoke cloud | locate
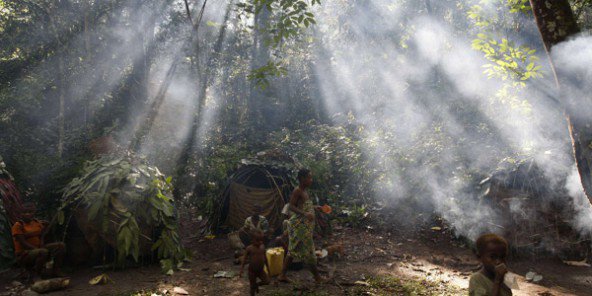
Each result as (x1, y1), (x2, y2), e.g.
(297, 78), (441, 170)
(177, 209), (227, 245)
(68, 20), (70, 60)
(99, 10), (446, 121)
(565, 166), (592, 234)
(310, 0), (586, 241)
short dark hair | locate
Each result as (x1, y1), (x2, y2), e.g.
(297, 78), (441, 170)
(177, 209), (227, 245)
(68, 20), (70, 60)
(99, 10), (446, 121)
(251, 230), (264, 242)
(253, 204), (263, 214)
(297, 168), (311, 181)
(21, 202), (36, 211)
(475, 233), (508, 256)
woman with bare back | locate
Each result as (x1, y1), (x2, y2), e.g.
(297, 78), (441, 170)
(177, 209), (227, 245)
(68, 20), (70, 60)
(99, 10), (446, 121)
(278, 169), (324, 284)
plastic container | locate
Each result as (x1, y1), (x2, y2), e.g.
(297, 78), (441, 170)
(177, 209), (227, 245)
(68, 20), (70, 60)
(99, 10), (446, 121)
(264, 247), (285, 276)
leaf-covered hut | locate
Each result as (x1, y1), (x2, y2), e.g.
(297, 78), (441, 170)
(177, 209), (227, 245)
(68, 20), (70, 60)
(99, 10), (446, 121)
(60, 154), (186, 273)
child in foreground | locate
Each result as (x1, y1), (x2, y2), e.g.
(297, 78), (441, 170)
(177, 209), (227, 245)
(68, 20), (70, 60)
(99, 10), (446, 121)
(469, 233), (513, 296)
(240, 232), (270, 295)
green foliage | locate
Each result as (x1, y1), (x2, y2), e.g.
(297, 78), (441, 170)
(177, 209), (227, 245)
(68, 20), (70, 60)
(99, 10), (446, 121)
(472, 35), (542, 86)
(238, 0), (321, 87)
(493, 84), (532, 116)
(467, 0), (542, 122)
(269, 123), (373, 208)
(468, 0), (542, 87)
(247, 0), (320, 47)
(60, 155), (187, 273)
(180, 140), (251, 220)
(571, 0), (592, 30)
(247, 60), (288, 89)
(507, 0), (531, 14)
(339, 204), (368, 228)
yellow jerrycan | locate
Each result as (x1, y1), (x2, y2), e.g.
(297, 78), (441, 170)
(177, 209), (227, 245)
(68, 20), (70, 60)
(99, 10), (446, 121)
(264, 247), (285, 276)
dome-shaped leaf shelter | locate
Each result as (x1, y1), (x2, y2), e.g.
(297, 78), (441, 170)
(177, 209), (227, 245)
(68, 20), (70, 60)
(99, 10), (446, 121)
(60, 154), (186, 273)
(215, 150), (298, 233)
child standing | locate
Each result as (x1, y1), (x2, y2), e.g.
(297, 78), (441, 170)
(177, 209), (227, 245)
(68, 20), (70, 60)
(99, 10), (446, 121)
(469, 233), (513, 296)
(240, 232), (270, 296)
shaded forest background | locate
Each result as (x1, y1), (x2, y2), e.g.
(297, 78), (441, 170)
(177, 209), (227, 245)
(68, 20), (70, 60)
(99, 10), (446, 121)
(1, 0), (592, 243)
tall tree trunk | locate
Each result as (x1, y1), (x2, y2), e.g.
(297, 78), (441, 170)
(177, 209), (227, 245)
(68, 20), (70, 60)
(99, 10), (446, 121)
(46, 2), (66, 158)
(173, 1), (233, 200)
(528, 0), (592, 201)
(84, 0), (92, 128)
(247, 5), (271, 136)
(122, 0), (150, 130)
(57, 55), (65, 158)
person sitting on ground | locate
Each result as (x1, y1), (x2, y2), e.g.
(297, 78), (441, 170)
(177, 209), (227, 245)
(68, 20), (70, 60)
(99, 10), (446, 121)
(12, 202), (65, 279)
(469, 233), (512, 296)
(239, 231), (270, 296)
(239, 205), (271, 246)
(278, 168), (325, 284)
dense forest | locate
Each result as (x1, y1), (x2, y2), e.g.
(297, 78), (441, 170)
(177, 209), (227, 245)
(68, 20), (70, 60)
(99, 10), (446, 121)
(2, 0), (592, 295)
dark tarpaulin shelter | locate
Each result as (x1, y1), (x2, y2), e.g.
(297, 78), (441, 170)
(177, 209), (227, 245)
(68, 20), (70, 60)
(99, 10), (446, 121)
(478, 155), (589, 258)
(0, 156), (20, 270)
(216, 150), (297, 233)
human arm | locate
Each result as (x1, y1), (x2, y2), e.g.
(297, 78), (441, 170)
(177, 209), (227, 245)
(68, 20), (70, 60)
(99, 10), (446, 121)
(39, 220), (51, 246)
(15, 234), (38, 250)
(12, 222), (39, 250)
(260, 218), (271, 237)
(240, 248), (250, 277)
(492, 264), (508, 296)
(264, 251), (270, 276)
(22, 230), (43, 238)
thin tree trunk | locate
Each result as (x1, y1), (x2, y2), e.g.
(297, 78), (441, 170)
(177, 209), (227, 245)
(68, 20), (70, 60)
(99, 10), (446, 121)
(173, 1), (232, 200)
(129, 58), (179, 152)
(247, 5), (271, 134)
(528, 0), (592, 201)
(84, 0), (92, 128)
(123, 0), (150, 130)
(57, 55), (65, 158)
(46, 2), (66, 158)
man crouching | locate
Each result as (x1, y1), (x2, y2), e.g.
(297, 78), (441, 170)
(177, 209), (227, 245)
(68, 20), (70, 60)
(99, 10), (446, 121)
(12, 202), (65, 279)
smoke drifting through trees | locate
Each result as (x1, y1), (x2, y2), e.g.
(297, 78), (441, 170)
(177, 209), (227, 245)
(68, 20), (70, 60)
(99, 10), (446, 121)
(312, 0), (592, 239)
(1, 0), (592, 243)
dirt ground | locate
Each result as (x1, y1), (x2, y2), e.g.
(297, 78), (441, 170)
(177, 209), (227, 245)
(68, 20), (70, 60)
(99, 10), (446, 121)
(2, 221), (592, 296)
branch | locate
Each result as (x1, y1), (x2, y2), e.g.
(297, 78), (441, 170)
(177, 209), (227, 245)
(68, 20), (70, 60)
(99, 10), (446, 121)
(194, 0), (208, 33)
(183, 0), (193, 26)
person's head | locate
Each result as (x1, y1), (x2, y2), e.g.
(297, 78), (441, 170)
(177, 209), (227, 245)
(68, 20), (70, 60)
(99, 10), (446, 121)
(252, 205), (263, 218)
(251, 231), (264, 246)
(297, 168), (313, 187)
(475, 233), (509, 275)
(20, 202), (37, 222)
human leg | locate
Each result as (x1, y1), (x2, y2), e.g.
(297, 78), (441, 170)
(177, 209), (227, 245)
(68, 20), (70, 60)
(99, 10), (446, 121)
(45, 242), (66, 276)
(309, 263), (325, 283)
(248, 270), (258, 295)
(257, 269), (270, 285)
(21, 248), (49, 279)
(277, 255), (293, 283)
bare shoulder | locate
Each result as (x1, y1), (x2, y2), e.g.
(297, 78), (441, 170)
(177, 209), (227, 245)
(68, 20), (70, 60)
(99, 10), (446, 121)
(290, 187), (303, 201)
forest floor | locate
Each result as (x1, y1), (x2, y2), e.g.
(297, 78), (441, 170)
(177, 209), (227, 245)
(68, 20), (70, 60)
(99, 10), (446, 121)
(2, 217), (592, 296)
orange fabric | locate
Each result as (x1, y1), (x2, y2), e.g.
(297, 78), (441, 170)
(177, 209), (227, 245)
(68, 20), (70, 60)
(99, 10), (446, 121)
(11, 220), (43, 255)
